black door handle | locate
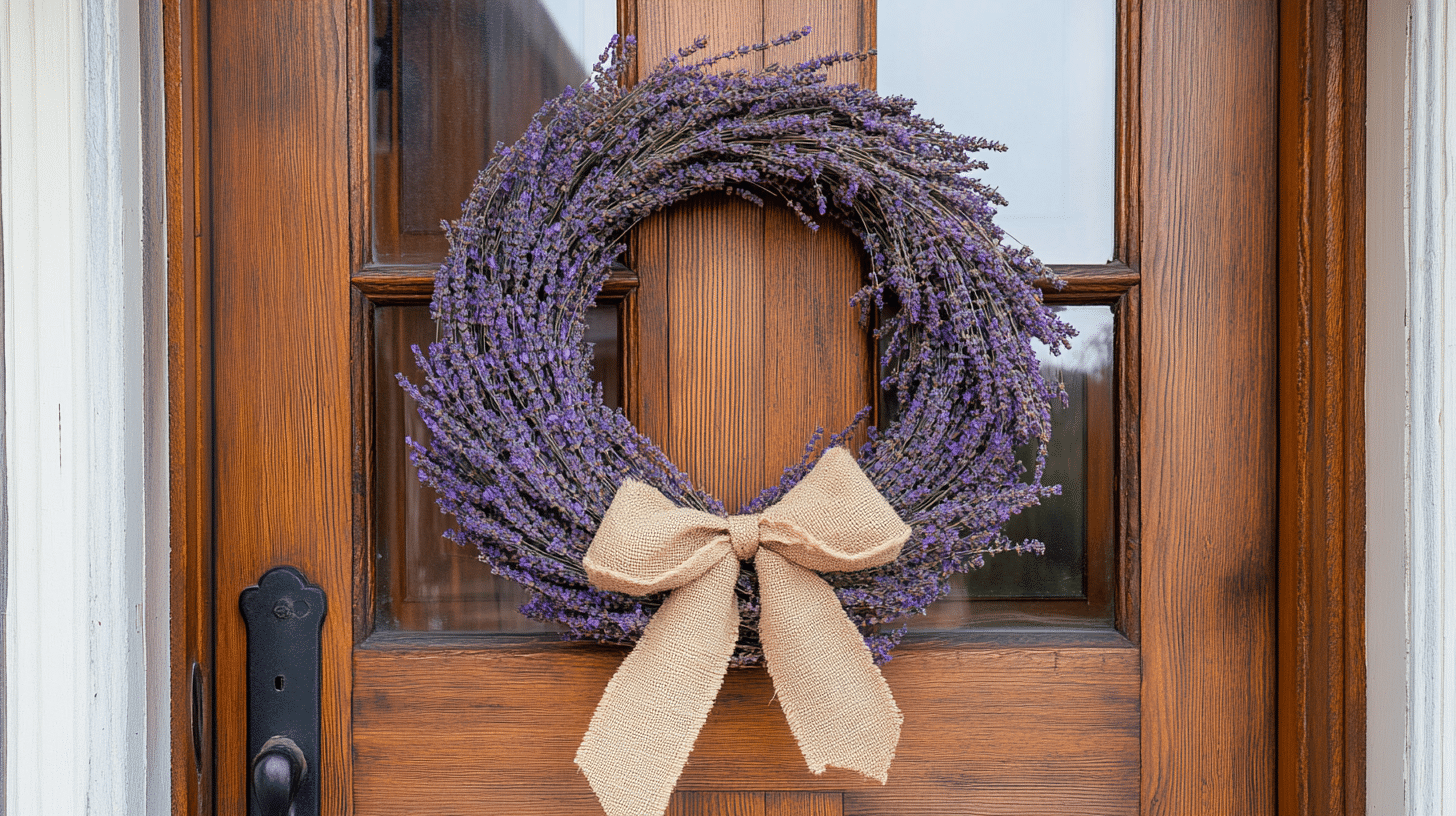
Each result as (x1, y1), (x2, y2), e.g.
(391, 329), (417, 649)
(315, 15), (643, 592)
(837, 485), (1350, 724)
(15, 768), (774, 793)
(251, 736), (307, 816)
(241, 567), (326, 816)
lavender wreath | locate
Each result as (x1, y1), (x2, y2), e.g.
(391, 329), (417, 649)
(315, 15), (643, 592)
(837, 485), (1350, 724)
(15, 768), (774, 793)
(401, 30), (1073, 663)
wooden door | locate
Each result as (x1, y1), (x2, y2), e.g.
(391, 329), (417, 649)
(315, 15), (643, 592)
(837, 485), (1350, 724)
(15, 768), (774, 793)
(178, 0), (1281, 813)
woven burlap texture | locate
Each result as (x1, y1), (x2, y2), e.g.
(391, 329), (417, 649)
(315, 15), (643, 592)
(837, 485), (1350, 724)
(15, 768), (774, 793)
(575, 446), (910, 816)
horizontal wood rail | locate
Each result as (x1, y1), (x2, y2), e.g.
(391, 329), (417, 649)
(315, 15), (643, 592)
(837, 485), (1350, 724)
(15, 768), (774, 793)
(352, 262), (640, 304)
(351, 260), (1138, 305)
(1042, 262), (1141, 300)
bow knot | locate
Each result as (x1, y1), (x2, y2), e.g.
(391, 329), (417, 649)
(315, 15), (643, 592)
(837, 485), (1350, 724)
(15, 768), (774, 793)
(575, 447), (910, 816)
(727, 513), (761, 560)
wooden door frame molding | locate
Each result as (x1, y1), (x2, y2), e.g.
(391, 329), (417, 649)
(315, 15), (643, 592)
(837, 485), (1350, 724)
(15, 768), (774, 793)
(162, 0), (1368, 812)
(1276, 0), (1367, 814)
(164, 0), (213, 814)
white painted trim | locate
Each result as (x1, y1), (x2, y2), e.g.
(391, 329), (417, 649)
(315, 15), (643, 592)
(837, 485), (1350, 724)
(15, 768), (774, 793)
(1370, 0), (1456, 812)
(139, 0), (172, 807)
(1405, 1), (1456, 812)
(0, 1), (168, 814)
(1366, 0), (1412, 813)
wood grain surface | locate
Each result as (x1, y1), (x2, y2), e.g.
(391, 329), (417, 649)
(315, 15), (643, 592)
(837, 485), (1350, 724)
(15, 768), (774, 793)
(630, 0), (873, 512)
(1042, 263), (1142, 302)
(764, 0), (870, 88)
(351, 639), (1139, 815)
(671, 793), (769, 816)
(207, 1), (356, 813)
(761, 210), (873, 491)
(668, 792), (841, 816)
(666, 196), (766, 509)
(1111, 2), (1143, 650)
(1115, 286), (1143, 645)
(352, 263), (638, 304)
(164, 0), (213, 813)
(764, 792), (841, 816)
(1139, 1), (1278, 813)
(1116, 0), (1143, 268)
(1276, 0), (1367, 813)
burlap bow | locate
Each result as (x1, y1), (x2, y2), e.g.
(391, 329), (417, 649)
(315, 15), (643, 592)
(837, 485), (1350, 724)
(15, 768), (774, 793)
(574, 446), (910, 816)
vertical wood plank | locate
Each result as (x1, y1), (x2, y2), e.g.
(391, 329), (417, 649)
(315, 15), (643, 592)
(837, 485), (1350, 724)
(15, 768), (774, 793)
(1115, 0), (1143, 266)
(667, 196), (766, 510)
(765, 792), (844, 816)
(670, 792), (766, 816)
(1140, 1), (1277, 814)
(636, 0), (763, 68)
(352, 290), (375, 641)
(763, 0), (867, 86)
(760, 0), (872, 493)
(635, 0), (765, 510)
(208, 1), (354, 813)
(760, 211), (872, 492)
(633, 0), (875, 511)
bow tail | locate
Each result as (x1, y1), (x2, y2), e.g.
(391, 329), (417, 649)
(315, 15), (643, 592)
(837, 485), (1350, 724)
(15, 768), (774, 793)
(575, 556), (741, 816)
(755, 548), (903, 782)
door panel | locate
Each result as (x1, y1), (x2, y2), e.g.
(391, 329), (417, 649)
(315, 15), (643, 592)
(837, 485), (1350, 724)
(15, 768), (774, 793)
(352, 633), (1137, 814)
(202, 0), (1276, 814)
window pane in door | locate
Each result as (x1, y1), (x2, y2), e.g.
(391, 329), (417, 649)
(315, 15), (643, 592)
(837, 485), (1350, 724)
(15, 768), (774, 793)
(877, 0), (1115, 265)
(905, 304), (1117, 626)
(371, 0), (617, 262)
(373, 303), (620, 632)
(376, 301), (1112, 631)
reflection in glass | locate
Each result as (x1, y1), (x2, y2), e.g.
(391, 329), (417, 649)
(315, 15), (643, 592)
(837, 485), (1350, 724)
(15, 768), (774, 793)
(906, 304), (1116, 626)
(371, 0), (617, 262)
(877, 0), (1115, 264)
(374, 304), (620, 632)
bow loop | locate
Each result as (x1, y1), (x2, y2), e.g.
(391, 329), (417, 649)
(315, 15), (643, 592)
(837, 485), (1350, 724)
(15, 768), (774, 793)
(583, 481), (733, 595)
(758, 447), (910, 573)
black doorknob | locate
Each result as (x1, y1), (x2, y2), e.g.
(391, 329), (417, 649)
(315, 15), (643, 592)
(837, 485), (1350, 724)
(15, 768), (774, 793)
(251, 735), (307, 816)
(242, 567), (325, 816)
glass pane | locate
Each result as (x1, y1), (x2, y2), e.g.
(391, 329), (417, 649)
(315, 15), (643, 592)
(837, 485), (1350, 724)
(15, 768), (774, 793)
(877, 0), (1115, 265)
(906, 304), (1116, 626)
(374, 304), (621, 632)
(371, 0), (617, 262)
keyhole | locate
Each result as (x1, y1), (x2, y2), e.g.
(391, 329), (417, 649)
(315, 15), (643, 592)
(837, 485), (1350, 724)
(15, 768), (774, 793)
(274, 675), (285, 691)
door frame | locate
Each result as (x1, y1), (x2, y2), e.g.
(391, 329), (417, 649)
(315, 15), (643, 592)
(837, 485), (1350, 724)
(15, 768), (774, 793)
(161, 0), (1367, 813)
(1275, 1), (1366, 813)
